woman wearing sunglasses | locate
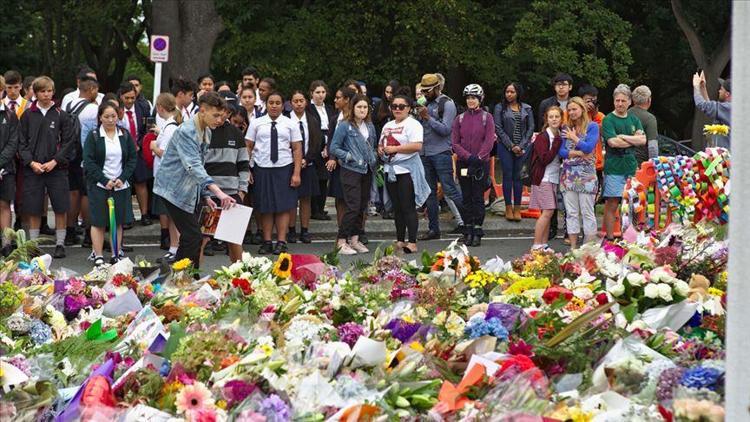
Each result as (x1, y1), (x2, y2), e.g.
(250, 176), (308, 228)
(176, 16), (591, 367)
(378, 95), (430, 253)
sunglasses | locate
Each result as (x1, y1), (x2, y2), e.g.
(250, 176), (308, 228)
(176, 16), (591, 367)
(390, 104), (409, 111)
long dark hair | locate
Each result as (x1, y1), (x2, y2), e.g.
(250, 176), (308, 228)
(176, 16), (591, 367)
(376, 80), (399, 124)
(336, 86), (357, 120)
(501, 82), (525, 113)
(347, 94), (372, 125)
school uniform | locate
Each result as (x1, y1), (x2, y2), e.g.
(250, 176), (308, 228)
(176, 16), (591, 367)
(181, 102), (199, 123)
(245, 114), (302, 213)
(307, 102), (333, 214)
(151, 117), (179, 215)
(3, 97), (30, 120)
(0, 104), (19, 202)
(287, 111), (322, 198)
(327, 112), (345, 199)
(60, 90), (104, 113)
(82, 127), (137, 228)
(119, 104), (150, 183)
(65, 97), (99, 194)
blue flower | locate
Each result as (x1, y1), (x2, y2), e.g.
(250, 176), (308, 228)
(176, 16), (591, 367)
(28, 319), (52, 345)
(464, 317), (509, 340)
(159, 360), (171, 377)
(680, 366), (722, 390)
(687, 311), (702, 327)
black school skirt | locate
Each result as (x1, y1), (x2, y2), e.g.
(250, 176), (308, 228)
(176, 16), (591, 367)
(253, 164), (298, 213)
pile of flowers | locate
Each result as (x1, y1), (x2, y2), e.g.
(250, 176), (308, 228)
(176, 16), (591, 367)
(0, 223), (729, 421)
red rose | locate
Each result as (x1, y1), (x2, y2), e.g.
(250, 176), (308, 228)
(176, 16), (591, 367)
(595, 292), (609, 305)
(231, 278), (253, 295)
(542, 286), (573, 304)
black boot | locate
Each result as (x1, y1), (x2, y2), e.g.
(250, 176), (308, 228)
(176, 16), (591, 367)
(64, 227), (80, 246)
(462, 225), (474, 245)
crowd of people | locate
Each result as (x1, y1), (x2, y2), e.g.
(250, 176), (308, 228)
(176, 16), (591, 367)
(0, 65), (731, 267)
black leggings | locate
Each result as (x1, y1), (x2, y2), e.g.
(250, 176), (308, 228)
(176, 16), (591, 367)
(385, 173), (418, 243)
(338, 168), (371, 239)
(164, 200), (202, 269)
(458, 160), (489, 236)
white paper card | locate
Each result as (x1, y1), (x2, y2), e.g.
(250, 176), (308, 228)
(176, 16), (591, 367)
(214, 204), (253, 244)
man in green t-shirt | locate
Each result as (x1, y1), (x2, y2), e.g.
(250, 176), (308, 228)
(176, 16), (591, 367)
(602, 84), (646, 240)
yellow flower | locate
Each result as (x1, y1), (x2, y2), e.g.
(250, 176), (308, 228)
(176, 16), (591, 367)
(703, 124), (730, 136)
(502, 275), (550, 295)
(260, 344), (273, 357)
(708, 287), (724, 297)
(216, 400), (227, 410)
(172, 258), (192, 272)
(272, 253), (293, 279)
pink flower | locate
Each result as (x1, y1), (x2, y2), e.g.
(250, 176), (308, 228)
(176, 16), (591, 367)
(175, 382), (215, 414)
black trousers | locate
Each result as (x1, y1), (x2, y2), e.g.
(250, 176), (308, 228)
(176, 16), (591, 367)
(458, 161), (489, 236)
(338, 168), (371, 239)
(385, 173), (418, 243)
(312, 180), (328, 214)
(164, 200), (202, 269)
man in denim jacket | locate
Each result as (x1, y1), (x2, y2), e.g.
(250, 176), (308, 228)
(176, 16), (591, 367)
(415, 73), (464, 240)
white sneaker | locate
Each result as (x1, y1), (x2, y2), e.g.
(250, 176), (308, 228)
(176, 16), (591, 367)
(337, 241), (357, 255)
(349, 240), (369, 253)
(87, 251), (96, 262)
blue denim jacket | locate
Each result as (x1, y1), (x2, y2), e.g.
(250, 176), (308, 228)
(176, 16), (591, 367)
(153, 116), (215, 212)
(329, 121), (377, 174)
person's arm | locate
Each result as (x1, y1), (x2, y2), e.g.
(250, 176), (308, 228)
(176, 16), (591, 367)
(493, 104), (513, 150)
(328, 123), (350, 162)
(119, 131), (138, 182)
(237, 144), (250, 193)
(575, 122), (599, 154)
(0, 113), (19, 171)
(694, 88), (719, 120)
(427, 99), (456, 137)
(52, 111), (76, 166)
(172, 128), (214, 191)
(479, 112), (496, 161)
(558, 136), (571, 159)
(82, 132), (108, 185)
(451, 115), (471, 161)
(619, 118), (646, 146)
(290, 141), (302, 187)
(644, 114), (658, 141)
(519, 104), (535, 152)
(534, 133), (561, 167)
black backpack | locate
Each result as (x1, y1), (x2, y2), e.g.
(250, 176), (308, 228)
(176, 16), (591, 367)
(65, 100), (91, 162)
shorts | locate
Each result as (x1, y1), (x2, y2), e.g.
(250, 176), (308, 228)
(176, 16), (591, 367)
(22, 168), (70, 215)
(603, 174), (628, 199)
(68, 165), (87, 195)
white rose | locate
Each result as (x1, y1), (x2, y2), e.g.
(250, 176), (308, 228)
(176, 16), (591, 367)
(241, 252), (252, 264)
(650, 267), (670, 283)
(608, 282), (626, 297)
(673, 280), (690, 297)
(644, 283), (659, 299)
(626, 273), (646, 287)
(657, 283), (673, 301)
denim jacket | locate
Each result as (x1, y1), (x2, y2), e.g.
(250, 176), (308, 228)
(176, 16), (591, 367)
(382, 153), (431, 207)
(153, 116), (214, 213)
(493, 102), (534, 151)
(329, 120), (377, 174)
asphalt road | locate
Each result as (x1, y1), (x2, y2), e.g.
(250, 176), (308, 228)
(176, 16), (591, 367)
(39, 236), (569, 276)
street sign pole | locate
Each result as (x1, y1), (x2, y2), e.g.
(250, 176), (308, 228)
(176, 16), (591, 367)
(150, 35), (170, 107)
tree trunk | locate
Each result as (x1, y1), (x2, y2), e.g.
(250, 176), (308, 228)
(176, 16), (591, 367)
(151, 0), (224, 95)
(671, 0), (731, 150)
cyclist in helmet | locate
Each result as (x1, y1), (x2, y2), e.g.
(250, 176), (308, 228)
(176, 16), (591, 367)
(451, 84), (496, 246)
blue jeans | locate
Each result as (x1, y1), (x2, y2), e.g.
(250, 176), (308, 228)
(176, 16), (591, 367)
(422, 152), (464, 234)
(497, 145), (526, 205)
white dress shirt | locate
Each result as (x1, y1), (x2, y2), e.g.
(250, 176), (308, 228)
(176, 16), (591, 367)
(245, 114), (302, 168)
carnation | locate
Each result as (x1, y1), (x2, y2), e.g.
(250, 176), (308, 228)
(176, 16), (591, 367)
(608, 282), (625, 297)
(337, 322), (365, 347)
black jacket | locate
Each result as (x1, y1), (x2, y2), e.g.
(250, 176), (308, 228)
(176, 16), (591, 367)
(0, 106), (19, 174)
(19, 102), (76, 169)
(283, 109), (324, 164)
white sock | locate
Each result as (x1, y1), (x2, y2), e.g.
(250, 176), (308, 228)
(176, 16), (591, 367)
(56, 229), (66, 246)
(169, 246), (178, 254)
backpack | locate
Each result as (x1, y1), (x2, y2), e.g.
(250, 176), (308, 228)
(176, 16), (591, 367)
(65, 100), (91, 162)
(435, 95), (452, 120)
(457, 110), (497, 143)
(142, 121), (178, 169)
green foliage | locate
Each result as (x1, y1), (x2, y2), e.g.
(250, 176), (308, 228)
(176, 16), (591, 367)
(504, 0), (633, 94)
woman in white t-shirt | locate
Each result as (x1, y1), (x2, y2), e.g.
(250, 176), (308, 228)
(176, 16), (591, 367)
(378, 95), (425, 253)
(150, 93), (182, 262)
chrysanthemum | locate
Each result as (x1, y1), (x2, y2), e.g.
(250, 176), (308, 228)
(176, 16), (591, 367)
(173, 258), (193, 272)
(272, 253), (292, 279)
(175, 382), (215, 414)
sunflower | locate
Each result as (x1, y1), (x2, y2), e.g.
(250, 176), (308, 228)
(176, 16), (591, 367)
(174, 382), (215, 414)
(273, 253), (293, 279)
(172, 258), (193, 272)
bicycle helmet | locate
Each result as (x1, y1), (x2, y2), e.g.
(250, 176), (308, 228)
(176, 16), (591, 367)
(463, 84), (484, 101)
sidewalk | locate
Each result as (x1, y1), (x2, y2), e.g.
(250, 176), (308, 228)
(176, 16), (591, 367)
(35, 199), (549, 245)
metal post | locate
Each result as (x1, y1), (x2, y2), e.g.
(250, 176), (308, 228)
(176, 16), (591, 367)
(152, 62), (163, 108)
(726, 2), (749, 420)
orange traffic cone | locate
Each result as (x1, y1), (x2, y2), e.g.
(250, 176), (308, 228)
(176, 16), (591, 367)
(599, 207), (623, 238)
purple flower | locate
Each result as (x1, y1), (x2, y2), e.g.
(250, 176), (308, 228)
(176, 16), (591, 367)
(7, 356), (32, 376)
(656, 367), (685, 402)
(338, 322), (365, 347)
(223, 379), (256, 406)
(63, 295), (89, 319)
(259, 394), (290, 422)
(486, 303), (525, 330)
(385, 318), (422, 343)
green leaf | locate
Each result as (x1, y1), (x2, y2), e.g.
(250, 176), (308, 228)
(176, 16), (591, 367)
(621, 302), (638, 323)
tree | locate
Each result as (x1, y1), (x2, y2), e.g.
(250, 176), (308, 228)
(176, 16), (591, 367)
(151, 0), (224, 92)
(671, 0), (731, 149)
(503, 0), (633, 104)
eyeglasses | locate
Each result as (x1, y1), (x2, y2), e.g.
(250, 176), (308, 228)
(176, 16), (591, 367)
(420, 86), (435, 93)
(390, 104), (409, 111)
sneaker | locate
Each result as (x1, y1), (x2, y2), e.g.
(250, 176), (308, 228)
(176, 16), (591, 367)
(94, 256), (106, 267)
(287, 231), (298, 244)
(450, 224), (467, 235)
(470, 236), (482, 247)
(64, 228), (80, 246)
(273, 241), (288, 255)
(87, 251), (96, 262)
(53, 245), (66, 259)
(337, 241), (357, 255)
(156, 252), (176, 264)
(141, 216), (153, 226)
(258, 241), (274, 255)
(300, 231), (312, 244)
(40, 224), (55, 236)
(311, 212), (331, 221)
(349, 239), (369, 253)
